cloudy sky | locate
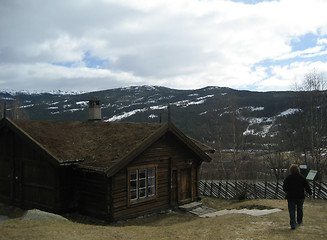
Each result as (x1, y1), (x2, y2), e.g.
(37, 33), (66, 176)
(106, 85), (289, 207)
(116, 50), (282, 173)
(1, 0), (327, 92)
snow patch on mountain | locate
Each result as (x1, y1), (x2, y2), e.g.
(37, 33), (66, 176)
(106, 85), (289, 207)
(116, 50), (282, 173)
(277, 108), (302, 117)
(172, 94), (214, 108)
(20, 104), (34, 109)
(64, 108), (84, 113)
(0, 97), (14, 101)
(243, 108), (302, 137)
(48, 102), (59, 106)
(105, 108), (148, 122)
(150, 105), (167, 110)
(148, 114), (158, 119)
(197, 95), (214, 100)
(76, 101), (88, 107)
(0, 89), (86, 96)
(249, 106), (264, 111)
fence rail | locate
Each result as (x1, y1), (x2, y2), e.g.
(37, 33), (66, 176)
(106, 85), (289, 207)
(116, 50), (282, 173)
(199, 180), (327, 200)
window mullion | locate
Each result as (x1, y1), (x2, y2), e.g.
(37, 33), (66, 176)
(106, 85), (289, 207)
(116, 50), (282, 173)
(129, 166), (156, 202)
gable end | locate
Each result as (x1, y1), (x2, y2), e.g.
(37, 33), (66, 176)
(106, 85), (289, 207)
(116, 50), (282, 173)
(105, 122), (212, 177)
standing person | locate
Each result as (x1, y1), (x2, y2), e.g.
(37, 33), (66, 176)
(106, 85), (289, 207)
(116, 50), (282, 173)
(283, 164), (312, 230)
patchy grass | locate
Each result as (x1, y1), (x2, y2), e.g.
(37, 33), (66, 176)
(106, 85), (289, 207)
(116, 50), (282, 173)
(1, 198), (327, 240)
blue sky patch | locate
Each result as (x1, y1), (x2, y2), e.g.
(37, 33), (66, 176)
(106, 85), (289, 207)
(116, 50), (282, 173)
(53, 51), (108, 69)
(53, 61), (75, 68)
(83, 51), (108, 69)
(290, 33), (319, 52)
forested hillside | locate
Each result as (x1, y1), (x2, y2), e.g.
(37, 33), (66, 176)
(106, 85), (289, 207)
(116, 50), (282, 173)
(1, 86), (326, 155)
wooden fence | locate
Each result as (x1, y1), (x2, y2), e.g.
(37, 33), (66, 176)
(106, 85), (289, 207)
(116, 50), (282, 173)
(200, 180), (327, 200)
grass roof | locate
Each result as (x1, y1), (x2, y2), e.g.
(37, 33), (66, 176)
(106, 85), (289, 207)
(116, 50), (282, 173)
(13, 120), (162, 170)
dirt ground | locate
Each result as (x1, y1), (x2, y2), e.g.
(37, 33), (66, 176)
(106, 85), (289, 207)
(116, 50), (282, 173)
(1, 197), (326, 240)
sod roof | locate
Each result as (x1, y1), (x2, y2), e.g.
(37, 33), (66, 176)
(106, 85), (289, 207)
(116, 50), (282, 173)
(12, 120), (162, 170)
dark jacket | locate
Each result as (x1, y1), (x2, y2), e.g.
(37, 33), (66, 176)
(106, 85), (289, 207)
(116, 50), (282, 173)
(283, 173), (312, 199)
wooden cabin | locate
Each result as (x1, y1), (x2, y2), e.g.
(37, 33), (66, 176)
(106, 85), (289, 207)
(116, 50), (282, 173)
(0, 117), (213, 221)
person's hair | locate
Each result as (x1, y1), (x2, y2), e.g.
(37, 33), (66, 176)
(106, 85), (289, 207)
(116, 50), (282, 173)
(289, 164), (300, 175)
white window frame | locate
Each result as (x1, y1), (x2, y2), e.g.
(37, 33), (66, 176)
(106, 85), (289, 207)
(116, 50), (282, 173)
(128, 166), (157, 203)
(129, 170), (138, 201)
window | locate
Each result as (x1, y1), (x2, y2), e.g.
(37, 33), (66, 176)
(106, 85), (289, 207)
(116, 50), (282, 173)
(129, 167), (156, 202)
(130, 170), (138, 201)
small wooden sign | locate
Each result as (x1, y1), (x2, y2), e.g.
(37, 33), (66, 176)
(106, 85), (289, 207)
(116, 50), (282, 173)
(306, 170), (318, 180)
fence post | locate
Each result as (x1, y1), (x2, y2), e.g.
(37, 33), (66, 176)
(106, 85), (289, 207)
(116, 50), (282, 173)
(203, 180), (207, 196)
(218, 180), (222, 198)
(264, 174), (267, 199)
(200, 179), (326, 200)
(275, 181), (279, 199)
(210, 180), (214, 197)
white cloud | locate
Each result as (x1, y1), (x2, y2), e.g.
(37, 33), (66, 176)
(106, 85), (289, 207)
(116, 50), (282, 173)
(0, 63), (144, 91)
(318, 38), (327, 45)
(276, 46), (325, 60)
(0, 0), (327, 91)
(256, 61), (327, 91)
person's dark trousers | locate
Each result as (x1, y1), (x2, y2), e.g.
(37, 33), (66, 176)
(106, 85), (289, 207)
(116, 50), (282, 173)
(287, 198), (304, 229)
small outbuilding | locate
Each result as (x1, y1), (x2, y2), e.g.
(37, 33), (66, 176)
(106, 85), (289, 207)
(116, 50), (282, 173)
(0, 116), (212, 221)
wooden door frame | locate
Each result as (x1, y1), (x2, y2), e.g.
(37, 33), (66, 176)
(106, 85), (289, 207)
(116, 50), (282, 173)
(178, 167), (193, 204)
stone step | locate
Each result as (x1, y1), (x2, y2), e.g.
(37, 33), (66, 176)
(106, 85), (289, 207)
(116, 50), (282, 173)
(190, 206), (217, 216)
(178, 201), (203, 211)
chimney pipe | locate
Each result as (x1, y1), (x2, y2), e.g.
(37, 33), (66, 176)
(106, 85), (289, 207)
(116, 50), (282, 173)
(88, 97), (102, 121)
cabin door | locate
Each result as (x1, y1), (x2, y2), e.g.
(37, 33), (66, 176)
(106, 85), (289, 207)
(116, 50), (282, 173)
(179, 168), (192, 203)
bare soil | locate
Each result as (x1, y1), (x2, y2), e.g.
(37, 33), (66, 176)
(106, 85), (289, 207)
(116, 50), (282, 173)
(1, 197), (326, 240)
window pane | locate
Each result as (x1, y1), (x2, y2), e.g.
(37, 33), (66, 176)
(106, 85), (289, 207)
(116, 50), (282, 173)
(130, 180), (137, 190)
(130, 190), (137, 200)
(129, 167), (156, 201)
(148, 177), (155, 186)
(139, 169), (146, 179)
(130, 170), (137, 180)
(148, 186), (155, 196)
(148, 168), (155, 177)
(139, 179), (146, 188)
(139, 188), (146, 198)
(130, 169), (138, 200)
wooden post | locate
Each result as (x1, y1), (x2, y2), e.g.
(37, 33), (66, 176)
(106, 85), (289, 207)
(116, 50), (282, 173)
(220, 182), (223, 198)
(177, 169), (180, 203)
(210, 180), (213, 197)
(191, 166), (195, 201)
(264, 173), (267, 199)
(275, 181), (279, 199)
(169, 157), (172, 206)
(2, 101), (6, 119)
(203, 180), (207, 196)
(168, 104), (171, 124)
(254, 183), (257, 199)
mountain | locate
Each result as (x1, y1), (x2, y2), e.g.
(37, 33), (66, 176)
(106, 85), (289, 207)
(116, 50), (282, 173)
(0, 86), (317, 150)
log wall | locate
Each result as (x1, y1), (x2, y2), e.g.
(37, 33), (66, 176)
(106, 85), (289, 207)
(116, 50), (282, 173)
(74, 170), (108, 218)
(111, 133), (202, 220)
(0, 124), (74, 212)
